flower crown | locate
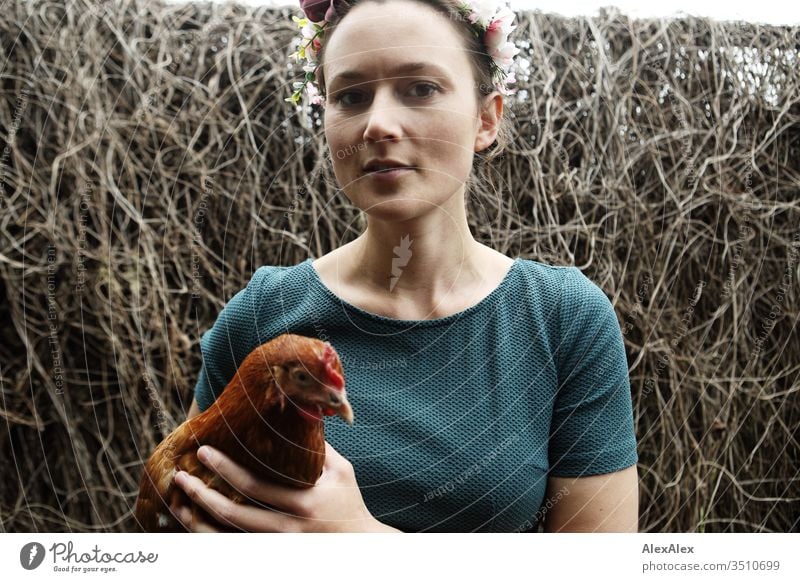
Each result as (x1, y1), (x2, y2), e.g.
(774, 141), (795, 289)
(285, 0), (521, 107)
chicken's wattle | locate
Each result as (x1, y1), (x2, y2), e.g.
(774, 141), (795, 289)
(297, 403), (323, 423)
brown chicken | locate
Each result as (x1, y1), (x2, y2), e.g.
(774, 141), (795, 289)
(134, 333), (354, 532)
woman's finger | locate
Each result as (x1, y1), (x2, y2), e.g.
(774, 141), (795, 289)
(197, 446), (312, 515)
(173, 469), (295, 532)
(172, 502), (235, 533)
(173, 470), (243, 530)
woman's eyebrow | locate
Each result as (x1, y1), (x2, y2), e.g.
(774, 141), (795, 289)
(328, 61), (449, 88)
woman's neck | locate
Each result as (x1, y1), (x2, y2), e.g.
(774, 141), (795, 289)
(349, 205), (488, 300)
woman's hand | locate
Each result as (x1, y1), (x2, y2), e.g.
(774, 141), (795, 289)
(170, 441), (400, 533)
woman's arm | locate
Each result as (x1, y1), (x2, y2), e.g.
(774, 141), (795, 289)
(542, 465), (639, 532)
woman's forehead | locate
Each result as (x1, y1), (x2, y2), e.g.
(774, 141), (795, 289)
(324, 1), (464, 61)
(326, 57), (455, 89)
(323, 11), (468, 86)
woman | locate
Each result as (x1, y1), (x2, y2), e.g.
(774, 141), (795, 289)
(171, 0), (639, 532)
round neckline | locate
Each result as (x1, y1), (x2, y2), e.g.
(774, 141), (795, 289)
(303, 256), (521, 328)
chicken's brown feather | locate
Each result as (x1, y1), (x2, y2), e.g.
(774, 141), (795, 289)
(134, 333), (350, 532)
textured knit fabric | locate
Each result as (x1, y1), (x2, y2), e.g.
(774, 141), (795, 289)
(193, 257), (639, 532)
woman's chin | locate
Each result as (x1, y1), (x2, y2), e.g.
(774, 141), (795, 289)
(359, 198), (433, 222)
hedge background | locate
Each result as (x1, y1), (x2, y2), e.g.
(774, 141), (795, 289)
(0, 0), (798, 532)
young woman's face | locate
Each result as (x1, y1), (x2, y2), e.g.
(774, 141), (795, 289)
(321, 0), (494, 222)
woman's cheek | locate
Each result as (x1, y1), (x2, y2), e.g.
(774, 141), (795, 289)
(327, 144), (352, 187)
(326, 134), (361, 184)
(431, 133), (474, 183)
(431, 114), (467, 152)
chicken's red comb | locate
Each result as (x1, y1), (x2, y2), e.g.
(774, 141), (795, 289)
(322, 342), (344, 391)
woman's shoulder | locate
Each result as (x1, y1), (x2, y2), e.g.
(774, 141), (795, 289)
(251, 258), (311, 285)
(514, 256), (576, 292)
(253, 257), (308, 273)
(513, 259), (615, 327)
(516, 257), (605, 291)
(243, 259), (315, 309)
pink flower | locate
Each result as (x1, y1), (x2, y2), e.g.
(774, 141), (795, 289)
(307, 82), (324, 106)
(484, 6), (516, 52)
(489, 42), (521, 68)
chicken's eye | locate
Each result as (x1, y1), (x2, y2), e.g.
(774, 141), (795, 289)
(291, 368), (313, 385)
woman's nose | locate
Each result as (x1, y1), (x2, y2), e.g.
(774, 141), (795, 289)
(362, 88), (402, 143)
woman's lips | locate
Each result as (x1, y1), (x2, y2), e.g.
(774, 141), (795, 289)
(363, 167), (414, 181)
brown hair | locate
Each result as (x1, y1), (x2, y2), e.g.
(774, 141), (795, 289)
(314, 0), (511, 164)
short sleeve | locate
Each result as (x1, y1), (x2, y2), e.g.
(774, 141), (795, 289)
(193, 267), (271, 412)
(548, 267), (639, 477)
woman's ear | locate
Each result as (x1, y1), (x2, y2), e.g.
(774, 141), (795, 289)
(473, 91), (503, 153)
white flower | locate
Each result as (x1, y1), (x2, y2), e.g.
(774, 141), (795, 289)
(466, 0), (500, 28)
(307, 82), (323, 106)
(490, 41), (521, 68)
(305, 43), (317, 62)
(301, 22), (316, 39)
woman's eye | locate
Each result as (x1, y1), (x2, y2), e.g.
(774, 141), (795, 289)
(411, 82), (440, 98)
(332, 83), (440, 107)
(333, 91), (362, 106)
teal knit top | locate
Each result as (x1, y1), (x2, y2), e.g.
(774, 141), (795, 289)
(193, 257), (639, 532)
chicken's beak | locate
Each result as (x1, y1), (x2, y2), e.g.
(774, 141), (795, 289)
(323, 385), (354, 425)
(338, 394), (354, 425)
